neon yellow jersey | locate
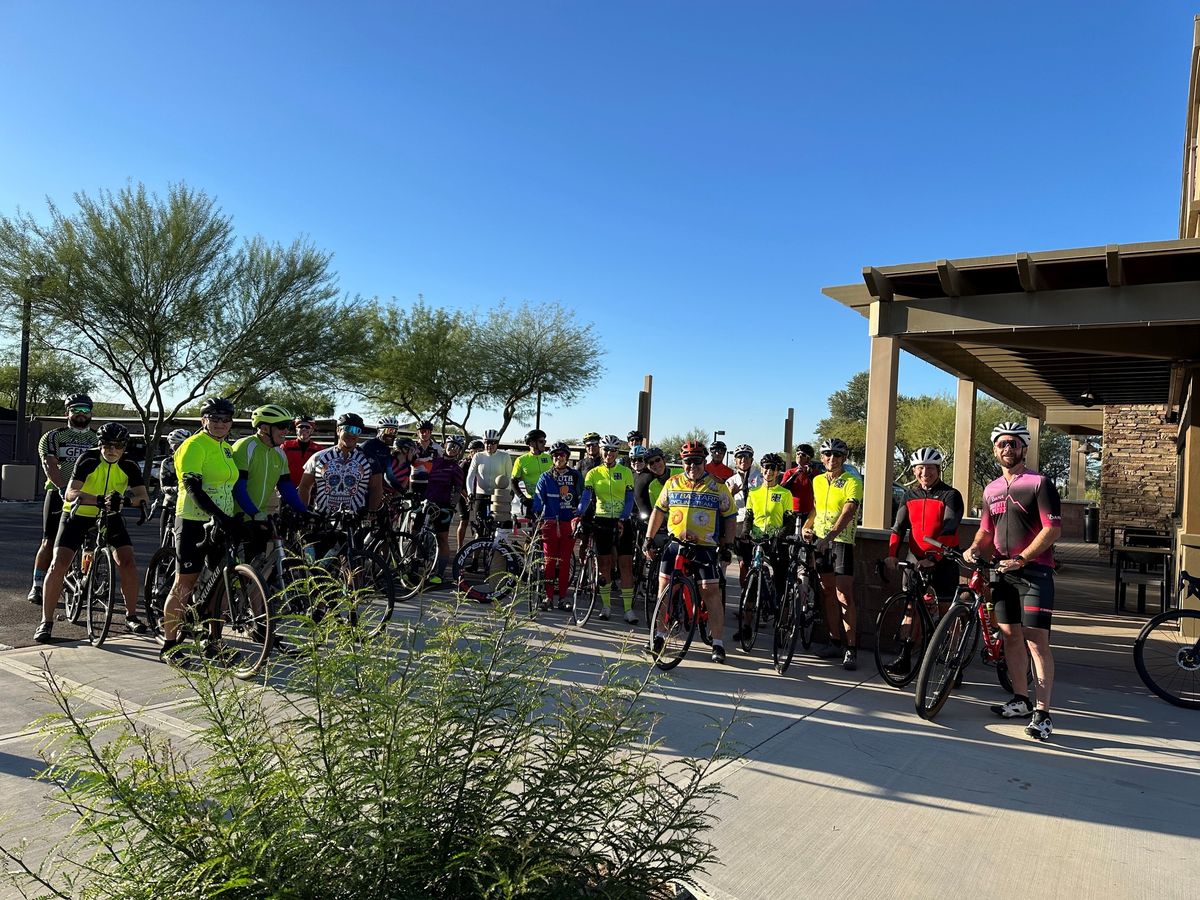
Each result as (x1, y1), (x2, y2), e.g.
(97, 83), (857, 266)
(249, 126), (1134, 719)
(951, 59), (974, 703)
(746, 484), (791, 539)
(512, 452), (552, 497)
(812, 469), (863, 544)
(174, 432), (239, 522)
(63, 450), (144, 518)
(584, 463), (634, 518)
(655, 473), (735, 547)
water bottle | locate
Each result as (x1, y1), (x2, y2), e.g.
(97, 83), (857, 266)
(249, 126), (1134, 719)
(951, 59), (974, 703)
(80, 551), (93, 574)
(923, 588), (937, 618)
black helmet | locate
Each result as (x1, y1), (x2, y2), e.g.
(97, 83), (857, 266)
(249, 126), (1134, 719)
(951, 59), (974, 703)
(524, 428), (546, 445)
(393, 437), (416, 452)
(760, 452), (785, 470)
(64, 393), (94, 410)
(468, 438), (485, 451)
(796, 443), (814, 457)
(337, 412), (366, 429)
(200, 397), (236, 417)
(549, 440), (570, 455)
(294, 413), (316, 426)
(645, 446), (665, 461)
(709, 440), (726, 453)
(626, 429), (644, 441)
(418, 420), (435, 430)
(97, 422), (129, 445)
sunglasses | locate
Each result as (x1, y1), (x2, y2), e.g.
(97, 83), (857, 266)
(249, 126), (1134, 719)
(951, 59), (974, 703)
(648, 457), (665, 464)
(205, 415), (233, 424)
(341, 425), (363, 435)
(734, 453), (753, 460)
(821, 451), (844, 458)
(683, 458), (706, 465)
(297, 423), (314, 429)
(995, 439), (1022, 449)
(100, 442), (126, 451)
(68, 406), (93, 414)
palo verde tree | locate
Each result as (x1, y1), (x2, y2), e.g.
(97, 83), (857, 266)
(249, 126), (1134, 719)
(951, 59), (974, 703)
(0, 347), (97, 417)
(0, 183), (355, 474)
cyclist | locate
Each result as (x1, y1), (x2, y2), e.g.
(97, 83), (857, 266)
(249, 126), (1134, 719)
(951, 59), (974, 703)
(511, 428), (552, 520)
(627, 445), (650, 538)
(576, 435), (637, 623)
(705, 439), (734, 483)
(532, 441), (583, 610)
(625, 429), (646, 466)
(446, 435), (474, 550)
(883, 447), (965, 676)
(781, 443), (816, 535)
(162, 398), (245, 661)
(28, 394), (97, 606)
(281, 414), (324, 486)
(466, 430), (509, 526)
(645, 440), (736, 663)
(298, 413), (382, 517)
(410, 420), (444, 498)
(804, 437), (863, 670)
(578, 432), (604, 478)
(384, 437), (415, 496)
(359, 415), (399, 478)
(964, 422), (1062, 741)
(734, 452), (792, 641)
(33, 423), (151, 643)
(726, 444), (763, 589)
(423, 443), (468, 586)
(634, 446), (671, 528)
(157, 427), (191, 544)
(231, 405), (309, 562)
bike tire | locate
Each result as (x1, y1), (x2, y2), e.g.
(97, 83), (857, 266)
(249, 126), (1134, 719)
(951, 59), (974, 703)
(635, 560), (657, 627)
(453, 539), (519, 605)
(349, 550), (397, 637)
(1133, 609), (1200, 709)
(573, 551), (600, 626)
(773, 581), (801, 675)
(85, 549), (115, 647)
(798, 576), (819, 651)
(914, 604), (975, 720)
(874, 592), (925, 689)
(395, 528), (439, 599)
(62, 553), (84, 624)
(650, 572), (699, 671)
(739, 569), (764, 653)
(226, 563), (272, 679)
(143, 547), (176, 633)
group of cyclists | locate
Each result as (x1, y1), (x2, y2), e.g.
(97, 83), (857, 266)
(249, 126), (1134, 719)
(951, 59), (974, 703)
(24, 393), (1063, 740)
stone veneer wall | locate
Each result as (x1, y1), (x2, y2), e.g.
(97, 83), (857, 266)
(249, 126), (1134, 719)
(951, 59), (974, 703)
(1098, 404), (1178, 549)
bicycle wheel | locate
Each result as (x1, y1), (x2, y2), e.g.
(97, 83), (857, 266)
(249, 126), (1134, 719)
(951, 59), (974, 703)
(914, 604), (975, 720)
(573, 551), (600, 626)
(454, 539), (519, 605)
(650, 572), (699, 671)
(874, 593), (925, 689)
(1133, 609), (1200, 709)
(395, 528), (438, 599)
(85, 548), (116, 647)
(772, 582), (801, 675)
(348, 550), (397, 637)
(739, 569), (765, 653)
(143, 547), (176, 632)
(223, 564), (272, 679)
(798, 577), (820, 650)
(62, 553), (85, 624)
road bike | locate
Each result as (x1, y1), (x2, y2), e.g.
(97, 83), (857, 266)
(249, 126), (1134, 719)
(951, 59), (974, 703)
(647, 538), (725, 671)
(454, 510), (543, 616)
(1133, 569), (1200, 709)
(366, 495), (439, 600)
(61, 498), (149, 647)
(774, 532), (822, 675)
(304, 507), (398, 636)
(736, 533), (781, 655)
(571, 523), (601, 626)
(873, 558), (950, 688)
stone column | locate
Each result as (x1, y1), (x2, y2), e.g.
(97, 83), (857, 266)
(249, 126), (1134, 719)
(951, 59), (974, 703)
(863, 336), (899, 529)
(953, 379), (976, 512)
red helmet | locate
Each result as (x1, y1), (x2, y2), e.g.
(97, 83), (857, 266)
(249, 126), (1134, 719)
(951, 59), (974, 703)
(680, 440), (706, 461)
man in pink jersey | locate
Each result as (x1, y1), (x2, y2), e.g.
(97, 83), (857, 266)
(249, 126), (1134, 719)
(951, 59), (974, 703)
(964, 422), (1062, 741)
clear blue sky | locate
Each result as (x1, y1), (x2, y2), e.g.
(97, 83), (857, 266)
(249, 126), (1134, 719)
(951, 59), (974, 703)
(2, 2), (1195, 452)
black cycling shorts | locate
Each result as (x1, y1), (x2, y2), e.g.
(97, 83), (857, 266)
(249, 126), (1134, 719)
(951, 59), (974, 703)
(816, 541), (855, 576)
(992, 564), (1055, 631)
(175, 518), (209, 575)
(432, 504), (454, 534)
(54, 512), (131, 553)
(593, 517), (633, 556)
(903, 556), (961, 602)
(734, 537), (753, 566)
(659, 542), (721, 585)
(42, 490), (65, 541)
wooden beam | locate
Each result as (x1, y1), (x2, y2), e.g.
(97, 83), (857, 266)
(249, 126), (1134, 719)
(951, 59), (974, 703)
(1105, 244), (1124, 287)
(862, 266), (895, 302)
(936, 259), (970, 297)
(1015, 252), (1042, 292)
(953, 379), (976, 512)
(864, 336), (899, 529)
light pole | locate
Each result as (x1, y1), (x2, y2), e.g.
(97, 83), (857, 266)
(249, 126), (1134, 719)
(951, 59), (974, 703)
(712, 429), (725, 446)
(15, 275), (43, 463)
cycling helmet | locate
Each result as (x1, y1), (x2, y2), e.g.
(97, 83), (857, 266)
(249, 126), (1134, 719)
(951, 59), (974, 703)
(629, 445), (649, 460)
(627, 429), (644, 442)
(96, 422), (129, 445)
(760, 452), (785, 470)
(645, 446), (665, 461)
(393, 437), (416, 453)
(418, 420), (434, 430)
(909, 446), (945, 467)
(601, 434), (622, 451)
(990, 422), (1031, 447)
(337, 412), (365, 429)
(582, 431), (601, 444)
(680, 440), (707, 461)
(484, 429), (501, 443)
(294, 413), (316, 426)
(468, 438), (485, 451)
(709, 440), (726, 452)
(446, 434), (466, 448)
(64, 393), (94, 409)
(549, 440), (571, 456)
(166, 427), (191, 450)
(733, 443), (754, 458)
(377, 414), (399, 429)
(200, 397), (236, 417)
(523, 428), (546, 445)
(251, 404), (292, 427)
(795, 443), (814, 457)
(819, 438), (849, 456)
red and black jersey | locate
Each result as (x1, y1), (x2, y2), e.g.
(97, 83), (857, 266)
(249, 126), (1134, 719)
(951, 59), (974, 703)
(888, 480), (964, 558)
(780, 465), (814, 515)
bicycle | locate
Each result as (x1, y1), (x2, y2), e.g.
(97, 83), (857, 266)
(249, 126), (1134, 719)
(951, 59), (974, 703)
(736, 533), (781, 654)
(773, 532), (822, 675)
(571, 522), (601, 626)
(636, 531), (668, 625)
(913, 539), (1032, 720)
(454, 510), (543, 617)
(367, 495), (440, 600)
(304, 507), (398, 636)
(1133, 569), (1200, 709)
(648, 539), (723, 671)
(873, 558), (949, 689)
(61, 499), (149, 647)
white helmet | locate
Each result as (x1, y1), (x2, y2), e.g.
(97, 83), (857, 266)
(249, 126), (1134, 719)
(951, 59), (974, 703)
(909, 446), (944, 467)
(990, 422), (1031, 447)
(377, 414), (399, 429)
(601, 434), (622, 451)
(484, 429), (501, 443)
(166, 428), (191, 450)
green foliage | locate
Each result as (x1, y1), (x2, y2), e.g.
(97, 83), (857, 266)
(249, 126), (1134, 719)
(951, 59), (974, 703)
(1, 585), (731, 899)
(0, 347), (97, 416)
(655, 426), (710, 463)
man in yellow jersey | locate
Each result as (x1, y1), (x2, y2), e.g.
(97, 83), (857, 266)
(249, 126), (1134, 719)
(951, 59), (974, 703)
(804, 437), (863, 670)
(232, 404), (310, 563)
(33, 422), (150, 643)
(645, 440), (736, 664)
(511, 428), (552, 520)
(575, 434), (637, 623)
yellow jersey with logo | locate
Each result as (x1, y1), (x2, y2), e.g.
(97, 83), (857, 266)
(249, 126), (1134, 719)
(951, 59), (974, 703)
(63, 449), (144, 518)
(174, 432), (239, 521)
(812, 470), (863, 544)
(746, 483), (791, 538)
(654, 473), (735, 547)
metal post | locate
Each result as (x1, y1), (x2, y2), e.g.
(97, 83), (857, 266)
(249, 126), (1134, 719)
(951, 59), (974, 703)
(535, 388), (542, 431)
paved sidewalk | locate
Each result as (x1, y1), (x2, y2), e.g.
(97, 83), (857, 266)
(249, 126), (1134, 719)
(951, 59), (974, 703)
(0, 554), (1197, 899)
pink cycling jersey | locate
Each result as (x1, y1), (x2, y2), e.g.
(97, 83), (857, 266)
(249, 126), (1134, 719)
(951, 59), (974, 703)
(979, 470), (1061, 567)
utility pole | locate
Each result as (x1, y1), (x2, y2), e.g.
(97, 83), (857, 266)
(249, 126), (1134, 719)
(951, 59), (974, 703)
(16, 276), (43, 463)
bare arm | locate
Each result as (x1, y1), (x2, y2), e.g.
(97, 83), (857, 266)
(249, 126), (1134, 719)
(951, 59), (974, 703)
(43, 456), (64, 492)
(298, 473), (315, 507)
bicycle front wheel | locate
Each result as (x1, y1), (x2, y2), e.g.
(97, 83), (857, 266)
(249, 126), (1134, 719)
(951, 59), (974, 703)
(773, 582), (800, 675)
(874, 592), (925, 689)
(62, 553), (85, 624)
(914, 604), (975, 720)
(454, 539), (519, 605)
(143, 547), (176, 633)
(798, 576), (819, 650)
(224, 564), (272, 679)
(650, 572), (699, 671)
(573, 551), (600, 626)
(349, 550), (397, 637)
(739, 568), (766, 653)
(395, 528), (438, 599)
(85, 549), (115, 647)
(1133, 609), (1200, 709)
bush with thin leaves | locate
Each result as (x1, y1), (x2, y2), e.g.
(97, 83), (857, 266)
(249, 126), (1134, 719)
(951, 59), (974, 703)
(1, 582), (734, 899)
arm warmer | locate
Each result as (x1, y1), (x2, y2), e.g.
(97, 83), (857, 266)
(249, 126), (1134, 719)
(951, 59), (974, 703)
(940, 491), (965, 536)
(620, 486), (634, 520)
(577, 488), (594, 518)
(277, 475), (307, 513)
(233, 474), (259, 518)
